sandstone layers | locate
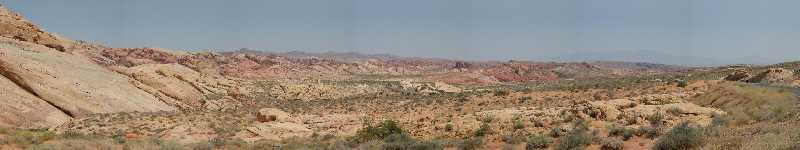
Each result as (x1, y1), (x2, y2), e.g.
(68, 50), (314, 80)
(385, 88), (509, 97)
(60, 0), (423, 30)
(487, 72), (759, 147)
(0, 6), (183, 128)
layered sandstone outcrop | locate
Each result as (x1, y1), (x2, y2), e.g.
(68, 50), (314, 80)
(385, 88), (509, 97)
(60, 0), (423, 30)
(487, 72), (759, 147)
(0, 75), (71, 128)
(0, 37), (176, 118)
(0, 6), (176, 128)
(0, 6), (71, 52)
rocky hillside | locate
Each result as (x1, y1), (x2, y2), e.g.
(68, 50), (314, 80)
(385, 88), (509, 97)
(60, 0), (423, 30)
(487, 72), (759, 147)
(99, 48), (687, 84)
(0, 6), (194, 129)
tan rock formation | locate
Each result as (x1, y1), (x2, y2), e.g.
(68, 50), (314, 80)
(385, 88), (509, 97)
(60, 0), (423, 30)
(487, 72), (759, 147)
(0, 6), (72, 52)
(0, 75), (71, 128)
(0, 37), (175, 117)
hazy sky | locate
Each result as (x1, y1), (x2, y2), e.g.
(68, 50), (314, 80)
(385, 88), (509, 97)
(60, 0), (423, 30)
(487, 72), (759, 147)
(4, 0), (800, 66)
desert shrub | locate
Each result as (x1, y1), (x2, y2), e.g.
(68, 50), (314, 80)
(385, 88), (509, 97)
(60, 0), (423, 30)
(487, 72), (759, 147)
(474, 122), (492, 137)
(526, 134), (552, 150)
(621, 129), (634, 141)
(549, 126), (564, 138)
(600, 137), (624, 150)
(501, 133), (526, 144)
(520, 88), (534, 94)
(557, 125), (592, 150)
(494, 90), (510, 97)
(382, 134), (442, 150)
(676, 80), (689, 88)
(513, 115), (525, 130)
(638, 126), (660, 139)
(646, 113), (665, 126)
(710, 114), (729, 127)
(608, 125), (625, 136)
(458, 137), (484, 150)
(480, 115), (495, 124)
(653, 122), (704, 150)
(111, 130), (127, 144)
(608, 125), (634, 141)
(445, 123), (454, 132)
(354, 120), (405, 142)
(60, 131), (91, 139)
(519, 96), (533, 103)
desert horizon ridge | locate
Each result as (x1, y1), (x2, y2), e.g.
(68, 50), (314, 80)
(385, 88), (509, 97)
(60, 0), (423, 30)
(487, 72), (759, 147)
(1, 2), (799, 150)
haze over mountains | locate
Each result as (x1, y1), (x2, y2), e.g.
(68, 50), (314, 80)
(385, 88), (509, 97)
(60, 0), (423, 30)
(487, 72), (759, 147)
(6, 1), (800, 66)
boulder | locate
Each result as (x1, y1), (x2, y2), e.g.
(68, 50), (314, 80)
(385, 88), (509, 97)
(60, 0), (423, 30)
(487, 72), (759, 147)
(724, 69), (751, 81)
(0, 37), (175, 117)
(0, 75), (71, 128)
(256, 108), (294, 123)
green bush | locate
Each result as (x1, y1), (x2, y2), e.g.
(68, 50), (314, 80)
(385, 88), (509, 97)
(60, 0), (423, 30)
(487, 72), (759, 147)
(646, 113), (665, 126)
(710, 114), (730, 127)
(474, 122), (492, 137)
(494, 90), (510, 97)
(638, 126), (660, 139)
(653, 122), (704, 150)
(608, 125), (634, 141)
(600, 137), (624, 150)
(557, 127), (592, 150)
(382, 134), (442, 150)
(526, 134), (552, 150)
(519, 96), (533, 103)
(549, 126), (564, 138)
(354, 120), (405, 142)
(458, 137), (484, 150)
(676, 80), (689, 88)
(513, 115), (525, 130)
(501, 133), (526, 144)
(444, 123), (454, 132)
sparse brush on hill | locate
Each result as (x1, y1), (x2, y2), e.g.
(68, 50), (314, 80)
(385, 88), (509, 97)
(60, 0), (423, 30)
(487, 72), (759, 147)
(691, 82), (798, 124)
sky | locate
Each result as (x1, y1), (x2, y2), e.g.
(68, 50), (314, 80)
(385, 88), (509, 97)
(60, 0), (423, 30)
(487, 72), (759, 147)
(3, 0), (800, 66)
